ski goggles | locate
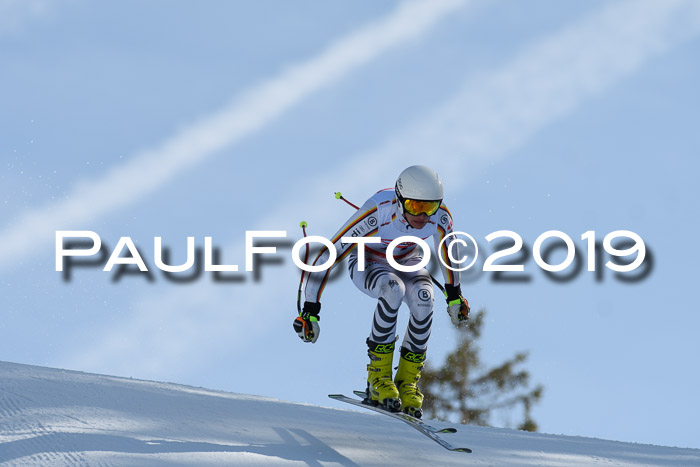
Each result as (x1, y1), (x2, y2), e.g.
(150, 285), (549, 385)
(402, 198), (441, 216)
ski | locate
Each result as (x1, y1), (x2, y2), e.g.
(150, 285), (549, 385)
(329, 393), (472, 453)
(350, 390), (456, 434)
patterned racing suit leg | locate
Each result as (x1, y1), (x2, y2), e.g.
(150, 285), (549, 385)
(349, 254), (434, 352)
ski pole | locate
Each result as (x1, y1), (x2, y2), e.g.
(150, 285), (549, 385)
(334, 192), (359, 210)
(296, 221), (310, 314)
(334, 191), (445, 292)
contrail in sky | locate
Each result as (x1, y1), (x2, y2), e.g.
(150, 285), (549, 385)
(0, 0), (469, 269)
(0, 0), (53, 36)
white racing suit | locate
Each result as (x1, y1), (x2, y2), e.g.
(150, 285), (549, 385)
(304, 188), (461, 352)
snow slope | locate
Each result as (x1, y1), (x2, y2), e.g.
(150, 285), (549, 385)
(1, 361), (698, 466)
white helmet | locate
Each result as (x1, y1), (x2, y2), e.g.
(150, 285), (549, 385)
(395, 165), (444, 215)
(396, 165), (443, 200)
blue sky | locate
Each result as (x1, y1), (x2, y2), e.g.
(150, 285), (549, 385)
(2, 0), (700, 449)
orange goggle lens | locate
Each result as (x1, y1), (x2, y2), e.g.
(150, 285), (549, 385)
(403, 199), (441, 216)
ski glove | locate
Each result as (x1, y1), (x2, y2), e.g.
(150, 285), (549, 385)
(444, 283), (470, 326)
(294, 301), (320, 343)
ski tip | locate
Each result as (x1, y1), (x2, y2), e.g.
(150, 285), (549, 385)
(438, 428), (458, 434)
(455, 447), (473, 453)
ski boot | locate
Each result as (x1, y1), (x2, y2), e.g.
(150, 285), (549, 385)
(394, 347), (426, 418)
(365, 339), (401, 412)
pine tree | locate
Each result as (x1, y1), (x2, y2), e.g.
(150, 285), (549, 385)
(421, 309), (543, 431)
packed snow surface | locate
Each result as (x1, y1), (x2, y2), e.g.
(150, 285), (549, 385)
(0, 361), (698, 466)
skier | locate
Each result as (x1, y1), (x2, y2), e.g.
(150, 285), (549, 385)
(293, 165), (470, 418)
